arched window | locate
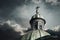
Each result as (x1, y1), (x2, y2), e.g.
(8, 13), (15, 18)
(39, 25), (42, 29)
(35, 21), (38, 30)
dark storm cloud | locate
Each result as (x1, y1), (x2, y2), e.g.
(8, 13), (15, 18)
(0, 23), (21, 40)
(0, 0), (25, 19)
(0, 0), (60, 29)
(45, 25), (60, 39)
(0, 0), (28, 39)
(46, 29), (60, 39)
(0, 0), (25, 8)
(0, 0), (60, 40)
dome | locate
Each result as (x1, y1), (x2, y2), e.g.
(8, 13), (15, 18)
(21, 29), (50, 40)
(30, 12), (46, 25)
(30, 6), (46, 24)
(32, 13), (43, 19)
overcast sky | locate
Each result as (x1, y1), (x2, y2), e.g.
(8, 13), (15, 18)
(0, 0), (60, 40)
(0, 0), (60, 30)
